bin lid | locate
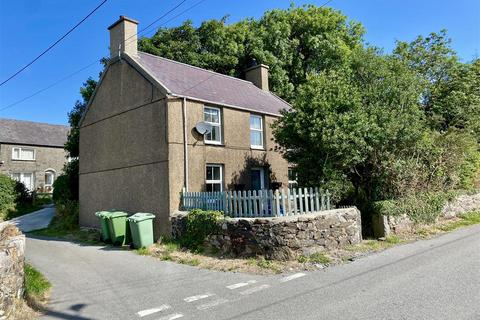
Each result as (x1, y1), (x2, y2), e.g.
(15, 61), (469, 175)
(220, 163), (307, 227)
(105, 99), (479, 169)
(95, 211), (112, 218)
(127, 212), (155, 222)
(107, 211), (128, 218)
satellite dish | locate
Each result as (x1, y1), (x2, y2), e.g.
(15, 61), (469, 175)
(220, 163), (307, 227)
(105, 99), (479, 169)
(195, 121), (212, 135)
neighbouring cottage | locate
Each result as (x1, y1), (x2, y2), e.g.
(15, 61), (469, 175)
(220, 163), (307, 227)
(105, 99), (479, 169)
(0, 118), (68, 192)
(79, 16), (292, 237)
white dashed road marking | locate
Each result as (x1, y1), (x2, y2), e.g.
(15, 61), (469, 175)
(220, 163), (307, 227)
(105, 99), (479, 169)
(239, 284), (270, 295)
(157, 313), (184, 320)
(184, 293), (215, 302)
(136, 305), (170, 317)
(226, 280), (257, 290)
(280, 273), (306, 282)
(196, 298), (229, 310)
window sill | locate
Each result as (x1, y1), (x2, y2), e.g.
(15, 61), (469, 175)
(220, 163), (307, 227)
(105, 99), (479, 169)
(250, 146), (265, 151)
(11, 159), (36, 162)
(204, 142), (225, 147)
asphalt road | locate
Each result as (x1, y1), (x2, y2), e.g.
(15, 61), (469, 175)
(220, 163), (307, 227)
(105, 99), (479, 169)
(26, 224), (480, 320)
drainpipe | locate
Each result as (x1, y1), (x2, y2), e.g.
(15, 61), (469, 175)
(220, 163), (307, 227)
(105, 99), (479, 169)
(182, 97), (189, 192)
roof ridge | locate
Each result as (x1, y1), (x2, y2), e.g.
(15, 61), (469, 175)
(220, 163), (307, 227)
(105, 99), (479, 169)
(137, 51), (256, 85)
(0, 117), (69, 128)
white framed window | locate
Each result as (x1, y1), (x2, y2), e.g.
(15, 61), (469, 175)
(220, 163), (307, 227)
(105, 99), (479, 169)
(12, 147), (35, 161)
(250, 115), (264, 149)
(288, 168), (298, 189)
(45, 170), (56, 186)
(204, 106), (222, 144)
(11, 172), (35, 190)
(250, 167), (265, 190)
(206, 164), (223, 192)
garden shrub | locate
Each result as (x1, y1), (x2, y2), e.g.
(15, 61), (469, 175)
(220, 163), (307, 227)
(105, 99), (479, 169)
(52, 175), (72, 203)
(53, 200), (79, 231)
(373, 191), (458, 224)
(0, 174), (16, 219)
(180, 209), (224, 251)
(14, 180), (33, 205)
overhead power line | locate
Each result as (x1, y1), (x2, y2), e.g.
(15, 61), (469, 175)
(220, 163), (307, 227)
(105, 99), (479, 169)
(0, 0), (108, 87)
(0, 0), (208, 112)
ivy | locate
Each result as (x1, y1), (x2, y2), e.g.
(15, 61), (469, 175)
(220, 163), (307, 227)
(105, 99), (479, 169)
(180, 209), (224, 251)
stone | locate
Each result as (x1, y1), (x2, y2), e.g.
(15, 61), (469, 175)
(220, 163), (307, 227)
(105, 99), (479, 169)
(170, 208), (362, 261)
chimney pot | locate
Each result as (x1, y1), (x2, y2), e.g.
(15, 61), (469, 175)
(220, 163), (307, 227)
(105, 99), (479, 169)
(108, 16), (139, 58)
(245, 63), (270, 92)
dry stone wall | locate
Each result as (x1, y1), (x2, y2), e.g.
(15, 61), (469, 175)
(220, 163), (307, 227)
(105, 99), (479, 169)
(373, 192), (480, 237)
(172, 208), (362, 260)
(0, 223), (25, 317)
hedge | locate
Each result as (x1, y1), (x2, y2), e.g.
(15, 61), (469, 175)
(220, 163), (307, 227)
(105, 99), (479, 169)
(0, 174), (16, 220)
(372, 191), (459, 224)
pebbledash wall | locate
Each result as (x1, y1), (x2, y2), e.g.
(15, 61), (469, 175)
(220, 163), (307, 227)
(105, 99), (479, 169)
(372, 192), (480, 237)
(172, 207), (362, 260)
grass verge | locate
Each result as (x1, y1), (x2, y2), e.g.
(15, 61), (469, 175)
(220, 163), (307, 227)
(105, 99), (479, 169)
(8, 263), (52, 319)
(24, 263), (51, 310)
(29, 216), (101, 245)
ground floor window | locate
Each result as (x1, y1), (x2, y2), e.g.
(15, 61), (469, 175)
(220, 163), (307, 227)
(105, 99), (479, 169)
(288, 168), (298, 189)
(45, 170), (55, 186)
(11, 172), (35, 190)
(250, 167), (265, 190)
(206, 164), (223, 191)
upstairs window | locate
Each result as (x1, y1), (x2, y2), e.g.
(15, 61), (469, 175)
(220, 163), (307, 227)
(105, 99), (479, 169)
(206, 164), (223, 192)
(204, 106), (222, 144)
(12, 147), (35, 161)
(250, 115), (264, 149)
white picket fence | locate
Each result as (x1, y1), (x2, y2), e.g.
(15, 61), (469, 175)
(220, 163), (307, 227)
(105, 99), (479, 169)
(181, 187), (331, 217)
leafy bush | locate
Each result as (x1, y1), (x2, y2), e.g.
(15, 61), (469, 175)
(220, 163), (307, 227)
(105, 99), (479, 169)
(180, 209), (224, 251)
(0, 174), (16, 219)
(54, 200), (79, 231)
(373, 191), (458, 224)
(52, 175), (72, 203)
(14, 180), (33, 205)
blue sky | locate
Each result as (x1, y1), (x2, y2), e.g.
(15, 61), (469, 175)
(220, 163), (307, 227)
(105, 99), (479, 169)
(0, 0), (479, 125)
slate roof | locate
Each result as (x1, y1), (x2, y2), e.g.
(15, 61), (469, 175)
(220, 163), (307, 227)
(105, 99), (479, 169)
(0, 118), (69, 147)
(134, 52), (291, 116)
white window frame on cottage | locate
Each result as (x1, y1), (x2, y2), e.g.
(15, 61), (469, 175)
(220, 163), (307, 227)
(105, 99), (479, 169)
(205, 164), (223, 192)
(12, 147), (35, 161)
(288, 168), (298, 189)
(203, 106), (222, 145)
(44, 169), (56, 187)
(11, 172), (35, 190)
(250, 114), (264, 149)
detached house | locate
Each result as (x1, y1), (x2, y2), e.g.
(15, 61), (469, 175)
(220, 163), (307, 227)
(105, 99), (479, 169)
(79, 16), (291, 236)
(0, 118), (68, 191)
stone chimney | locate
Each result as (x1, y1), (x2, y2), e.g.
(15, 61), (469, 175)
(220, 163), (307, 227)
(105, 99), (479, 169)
(108, 16), (139, 58)
(244, 60), (269, 91)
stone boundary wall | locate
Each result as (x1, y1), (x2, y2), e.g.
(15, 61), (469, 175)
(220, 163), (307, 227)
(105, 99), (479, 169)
(0, 223), (25, 317)
(373, 192), (480, 237)
(171, 208), (362, 260)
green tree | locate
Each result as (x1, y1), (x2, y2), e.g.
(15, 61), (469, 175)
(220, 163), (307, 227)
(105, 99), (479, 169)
(273, 48), (425, 203)
(139, 5), (364, 101)
(394, 30), (480, 138)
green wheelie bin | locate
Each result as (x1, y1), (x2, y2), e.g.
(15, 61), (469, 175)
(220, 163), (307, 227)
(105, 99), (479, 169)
(95, 211), (112, 242)
(127, 213), (155, 248)
(106, 211), (129, 246)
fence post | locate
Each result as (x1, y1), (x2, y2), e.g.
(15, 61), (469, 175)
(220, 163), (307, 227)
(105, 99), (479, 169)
(269, 189), (275, 216)
(252, 190), (258, 217)
(303, 187), (309, 214)
(326, 189), (331, 210)
(292, 188), (298, 215)
(281, 188), (287, 216)
(298, 188), (304, 214)
(247, 190), (252, 217)
(314, 187), (320, 212)
(275, 189), (280, 217)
